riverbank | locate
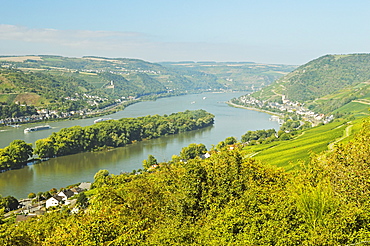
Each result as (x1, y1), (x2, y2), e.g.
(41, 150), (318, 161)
(226, 101), (284, 117)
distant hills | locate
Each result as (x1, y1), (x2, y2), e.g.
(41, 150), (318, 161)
(0, 56), (295, 118)
(251, 53), (370, 114)
(160, 61), (295, 91)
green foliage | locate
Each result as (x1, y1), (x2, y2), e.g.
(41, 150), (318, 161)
(28, 193), (36, 199)
(76, 192), (88, 208)
(247, 119), (351, 169)
(179, 143), (207, 160)
(0, 140), (33, 171)
(94, 169), (110, 182)
(142, 154), (158, 170)
(34, 110), (214, 159)
(0, 103), (37, 119)
(241, 129), (277, 145)
(2, 119), (370, 244)
(252, 53), (370, 114)
(224, 136), (237, 145)
(0, 196), (19, 212)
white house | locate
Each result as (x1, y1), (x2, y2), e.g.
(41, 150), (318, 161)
(46, 196), (63, 208)
(57, 189), (74, 201)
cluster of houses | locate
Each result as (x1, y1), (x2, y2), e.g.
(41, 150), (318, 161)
(236, 95), (334, 125)
(81, 68), (161, 75)
(15, 182), (91, 223)
(45, 182), (91, 209)
(0, 109), (84, 125)
(0, 93), (132, 126)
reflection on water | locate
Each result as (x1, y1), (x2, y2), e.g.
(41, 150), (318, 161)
(0, 92), (279, 198)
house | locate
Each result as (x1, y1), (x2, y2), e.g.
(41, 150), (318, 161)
(78, 182), (92, 191)
(46, 196), (63, 208)
(70, 187), (84, 195)
(57, 189), (75, 200)
(200, 152), (211, 159)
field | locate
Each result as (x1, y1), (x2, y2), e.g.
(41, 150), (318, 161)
(15, 93), (43, 105)
(244, 120), (354, 170)
(334, 101), (370, 118)
(0, 56), (43, 62)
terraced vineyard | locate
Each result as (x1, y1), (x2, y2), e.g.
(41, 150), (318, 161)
(243, 119), (362, 170)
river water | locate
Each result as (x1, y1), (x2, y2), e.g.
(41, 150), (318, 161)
(0, 92), (279, 199)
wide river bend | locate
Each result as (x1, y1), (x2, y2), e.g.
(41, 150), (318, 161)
(0, 92), (279, 199)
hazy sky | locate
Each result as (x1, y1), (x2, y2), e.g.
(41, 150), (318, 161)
(1, 0), (369, 65)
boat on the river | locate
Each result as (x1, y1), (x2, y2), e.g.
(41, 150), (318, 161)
(94, 118), (113, 123)
(24, 125), (51, 133)
(8, 124), (21, 128)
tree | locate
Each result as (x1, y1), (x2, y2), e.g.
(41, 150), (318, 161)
(28, 193), (36, 199)
(43, 191), (52, 200)
(5, 140), (33, 167)
(93, 169), (110, 188)
(224, 136), (237, 145)
(180, 143), (207, 160)
(34, 139), (56, 158)
(143, 154), (158, 170)
(77, 192), (88, 208)
(1, 196), (19, 212)
(94, 169), (110, 181)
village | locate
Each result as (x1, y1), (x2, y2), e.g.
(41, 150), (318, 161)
(0, 93), (137, 126)
(9, 182), (92, 223)
(233, 94), (334, 126)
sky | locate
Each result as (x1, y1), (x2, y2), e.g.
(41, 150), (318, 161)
(0, 0), (369, 65)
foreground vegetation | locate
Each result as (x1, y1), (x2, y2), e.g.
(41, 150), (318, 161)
(1, 117), (370, 245)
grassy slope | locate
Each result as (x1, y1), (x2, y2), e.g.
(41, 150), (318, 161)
(245, 121), (345, 169)
(243, 114), (368, 171)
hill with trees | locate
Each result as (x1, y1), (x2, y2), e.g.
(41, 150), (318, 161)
(250, 53), (370, 114)
(161, 61), (296, 91)
(0, 56), (295, 120)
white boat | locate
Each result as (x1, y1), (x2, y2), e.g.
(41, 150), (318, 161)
(8, 124), (21, 128)
(94, 118), (113, 124)
(24, 125), (51, 133)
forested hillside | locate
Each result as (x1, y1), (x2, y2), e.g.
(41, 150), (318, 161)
(252, 53), (370, 113)
(161, 61), (296, 91)
(0, 56), (295, 120)
(0, 68), (100, 111)
(1, 117), (370, 245)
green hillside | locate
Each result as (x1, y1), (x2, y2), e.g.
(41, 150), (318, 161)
(161, 61), (296, 91)
(244, 118), (362, 170)
(0, 56), (295, 120)
(252, 53), (370, 113)
(231, 53), (370, 169)
(0, 68), (99, 111)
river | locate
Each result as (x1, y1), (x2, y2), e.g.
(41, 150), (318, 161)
(0, 92), (279, 199)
